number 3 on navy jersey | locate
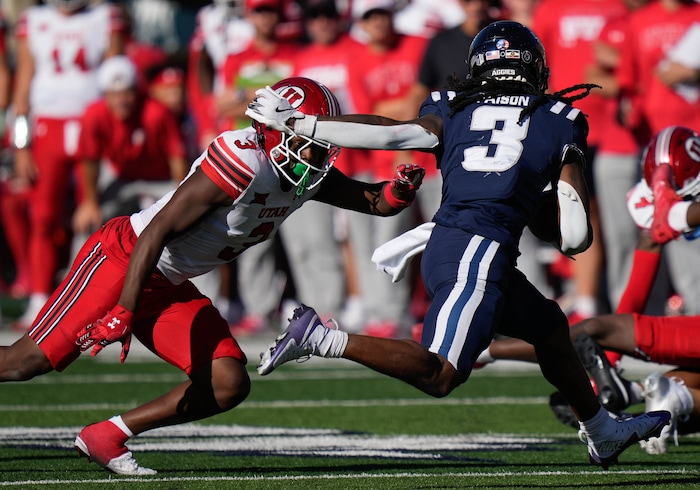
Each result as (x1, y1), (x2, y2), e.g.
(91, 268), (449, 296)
(462, 106), (529, 172)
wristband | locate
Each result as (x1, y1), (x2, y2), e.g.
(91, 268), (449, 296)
(294, 114), (317, 138)
(383, 182), (413, 209)
(13, 114), (31, 150)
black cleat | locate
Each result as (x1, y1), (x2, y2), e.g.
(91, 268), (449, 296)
(574, 334), (631, 413)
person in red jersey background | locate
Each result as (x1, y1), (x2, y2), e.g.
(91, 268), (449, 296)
(11, 0), (126, 330)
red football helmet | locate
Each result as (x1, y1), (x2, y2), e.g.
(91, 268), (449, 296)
(254, 77), (341, 191)
(642, 125), (700, 198)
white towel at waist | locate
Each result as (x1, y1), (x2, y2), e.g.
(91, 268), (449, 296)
(371, 221), (435, 283)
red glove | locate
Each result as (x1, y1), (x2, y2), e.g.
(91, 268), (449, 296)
(650, 164), (683, 244)
(76, 305), (133, 363)
(391, 163), (426, 194)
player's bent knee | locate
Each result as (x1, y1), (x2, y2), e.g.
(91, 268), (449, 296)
(211, 358), (251, 411)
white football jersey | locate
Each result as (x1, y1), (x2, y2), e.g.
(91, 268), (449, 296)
(18, 3), (121, 118)
(195, 4), (254, 69)
(130, 127), (319, 284)
(626, 180), (654, 231)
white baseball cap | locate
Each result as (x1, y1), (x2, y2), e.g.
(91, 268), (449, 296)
(352, 0), (395, 19)
(97, 56), (137, 92)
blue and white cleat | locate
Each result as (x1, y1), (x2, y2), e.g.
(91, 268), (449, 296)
(257, 304), (325, 375)
(579, 410), (671, 469)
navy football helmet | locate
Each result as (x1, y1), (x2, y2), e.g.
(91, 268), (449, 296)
(467, 20), (549, 93)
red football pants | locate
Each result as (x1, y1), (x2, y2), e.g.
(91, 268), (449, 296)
(29, 216), (246, 374)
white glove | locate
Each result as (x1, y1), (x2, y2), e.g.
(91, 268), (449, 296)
(245, 86), (304, 135)
(626, 180), (654, 231)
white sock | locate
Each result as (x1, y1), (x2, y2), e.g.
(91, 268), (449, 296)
(310, 323), (348, 358)
(578, 406), (611, 438)
(476, 346), (494, 364)
(109, 415), (134, 437)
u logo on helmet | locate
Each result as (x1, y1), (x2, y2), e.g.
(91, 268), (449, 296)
(278, 86), (305, 108)
(686, 137), (700, 162)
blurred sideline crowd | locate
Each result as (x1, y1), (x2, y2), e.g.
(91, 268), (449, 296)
(1, 0), (700, 339)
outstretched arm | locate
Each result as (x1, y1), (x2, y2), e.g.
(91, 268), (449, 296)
(245, 86), (442, 151)
(313, 164), (425, 216)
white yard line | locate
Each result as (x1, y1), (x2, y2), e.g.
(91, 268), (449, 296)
(0, 395), (548, 411)
(0, 469), (695, 486)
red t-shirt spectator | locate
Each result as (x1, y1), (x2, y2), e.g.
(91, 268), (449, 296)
(219, 42), (298, 130)
(595, 15), (639, 155)
(347, 34), (427, 180)
(616, 1), (700, 137)
(532, 0), (628, 147)
(293, 33), (367, 176)
(79, 97), (185, 182)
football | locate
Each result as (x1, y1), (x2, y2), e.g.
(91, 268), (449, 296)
(528, 190), (560, 244)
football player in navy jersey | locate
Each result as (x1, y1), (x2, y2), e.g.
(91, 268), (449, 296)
(248, 20), (671, 468)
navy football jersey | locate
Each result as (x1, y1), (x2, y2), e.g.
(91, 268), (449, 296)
(420, 91), (588, 251)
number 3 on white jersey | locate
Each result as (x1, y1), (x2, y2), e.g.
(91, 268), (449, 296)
(462, 106), (529, 172)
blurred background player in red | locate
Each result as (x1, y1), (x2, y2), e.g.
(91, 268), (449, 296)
(148, 65), (198, 162)
(72, 56), (187, 252)
(11, 0), (126, 330)
(616, 0), (700, 316)
(217, 0), (299, 132)
(497, 0), (538, 27)
(188, 0), (255, 151)
(532, 0), (629, 324)
(344, 0), (428, 338)
(0, 7), (27, 299)
(584, 0), (648, 318)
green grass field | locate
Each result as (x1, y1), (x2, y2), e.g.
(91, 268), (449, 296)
(0, 347), (698, 489)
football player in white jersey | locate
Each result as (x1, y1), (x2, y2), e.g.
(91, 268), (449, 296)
(11, 0), (126, 330)
(188, 0), (255, 150)
(0, 77), (425, 476)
